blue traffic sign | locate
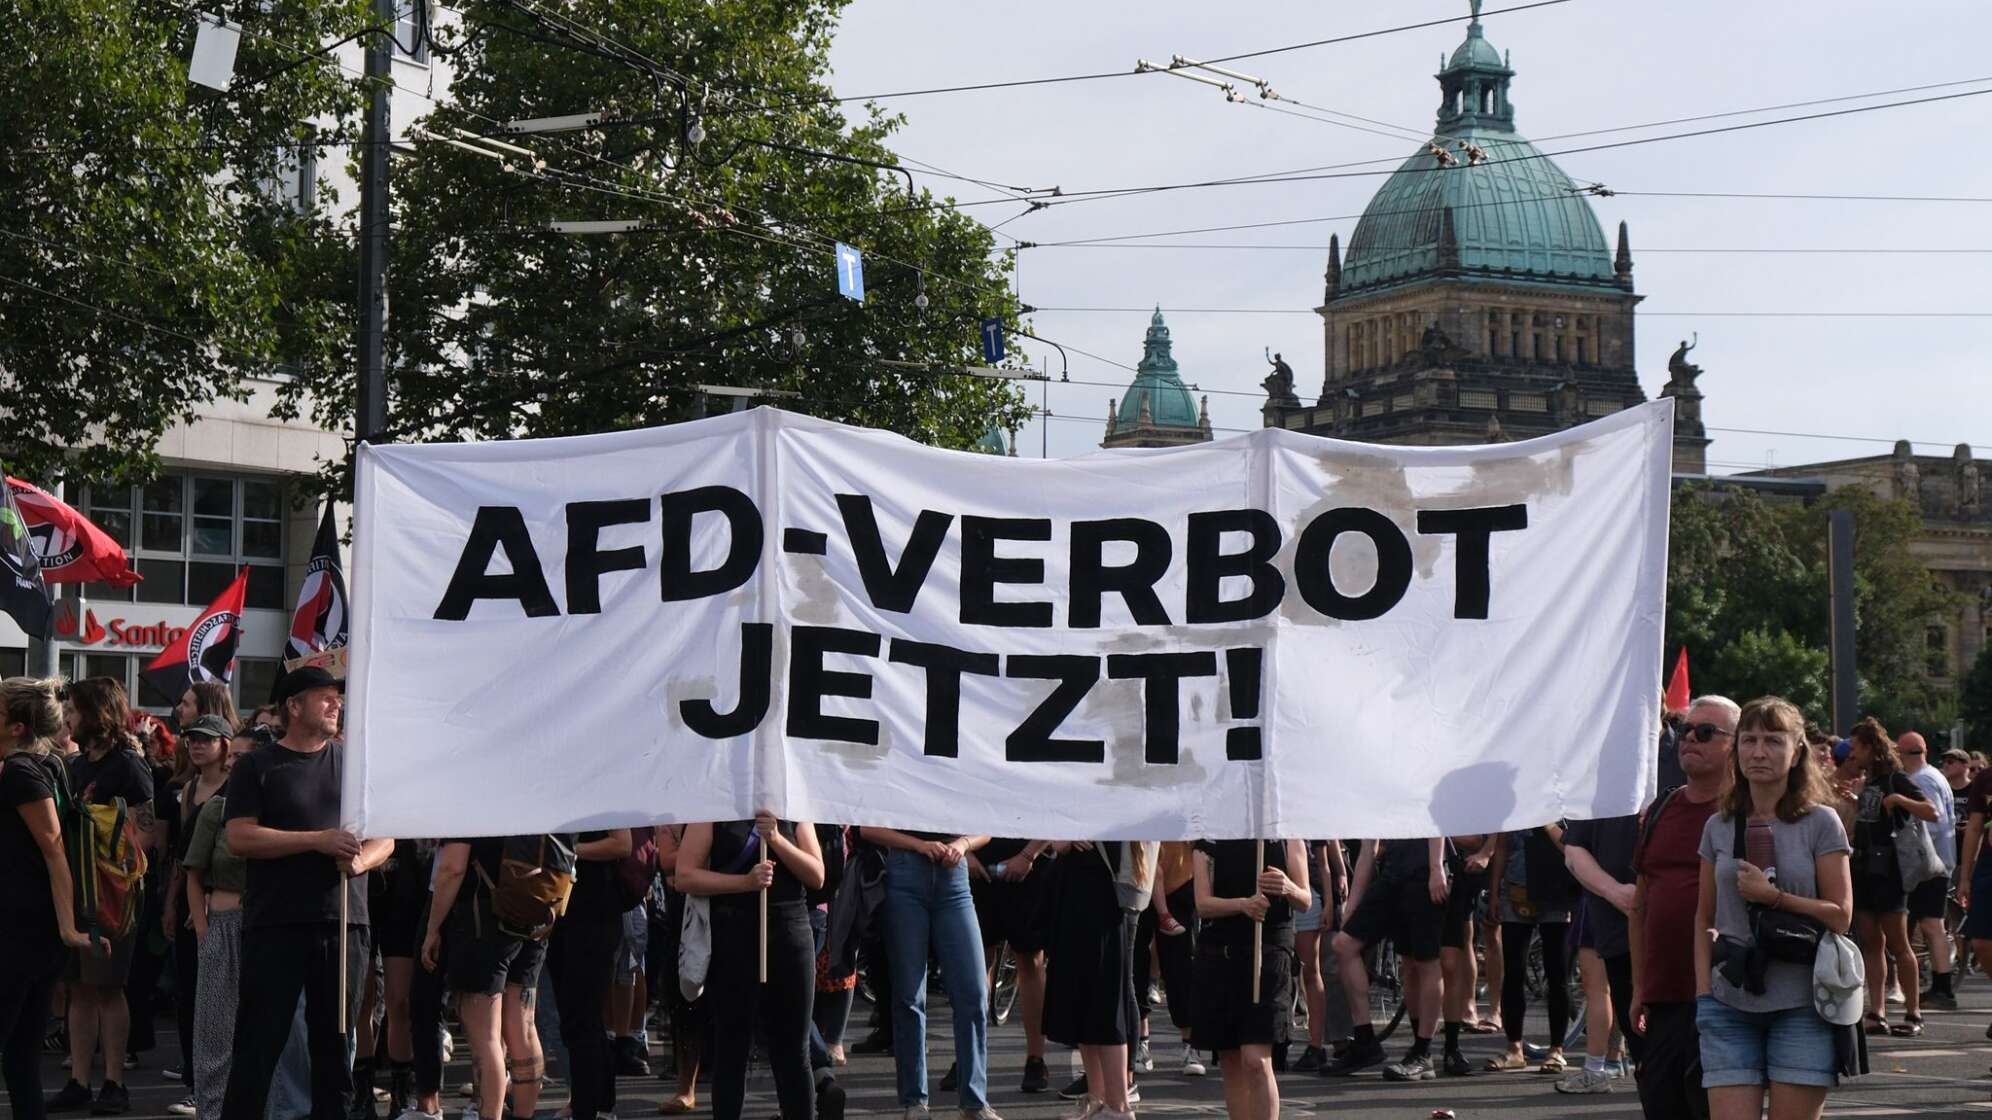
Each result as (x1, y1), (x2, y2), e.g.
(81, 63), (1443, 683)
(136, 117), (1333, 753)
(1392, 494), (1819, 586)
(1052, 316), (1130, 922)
(834, 243), (865, 303)
(980, 318), (1006, 364)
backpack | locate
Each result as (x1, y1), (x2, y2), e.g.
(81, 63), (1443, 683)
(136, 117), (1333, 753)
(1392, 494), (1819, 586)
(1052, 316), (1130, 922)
(612, 828), (658, 913)
(53, 759), (148, 941)
(475, 834), (577, 941)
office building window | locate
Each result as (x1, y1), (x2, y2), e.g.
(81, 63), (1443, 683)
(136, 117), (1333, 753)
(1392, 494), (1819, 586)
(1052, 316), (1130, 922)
(83, 475), (287, 610)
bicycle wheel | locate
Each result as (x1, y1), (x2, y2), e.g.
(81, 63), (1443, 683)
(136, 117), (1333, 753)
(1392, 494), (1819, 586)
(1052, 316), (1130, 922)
(1367, 939), (1404, 1041)
(989, 945), (1019, 1026)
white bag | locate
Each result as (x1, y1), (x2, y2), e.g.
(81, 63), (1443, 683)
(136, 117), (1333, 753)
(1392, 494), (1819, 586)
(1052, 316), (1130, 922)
(678, 893), (712, 1002)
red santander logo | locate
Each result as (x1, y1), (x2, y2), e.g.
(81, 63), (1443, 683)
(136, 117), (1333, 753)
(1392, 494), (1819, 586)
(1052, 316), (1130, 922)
(55, 605), (181, 650)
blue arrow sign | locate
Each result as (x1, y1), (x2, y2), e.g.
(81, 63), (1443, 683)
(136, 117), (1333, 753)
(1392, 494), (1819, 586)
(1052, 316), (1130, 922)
(980, 318), (1006, 364)
(834, 242), (865, 303)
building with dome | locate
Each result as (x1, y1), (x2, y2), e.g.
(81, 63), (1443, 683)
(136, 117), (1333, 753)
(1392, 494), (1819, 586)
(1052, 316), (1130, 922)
(1104, 308), (1213, 449)
(1261, 0), (1705, 465)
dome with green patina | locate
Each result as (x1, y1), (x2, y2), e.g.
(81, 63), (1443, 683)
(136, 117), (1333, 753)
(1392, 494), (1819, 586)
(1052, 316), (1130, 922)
(1337, 2), (1616, 297)
(1114, 308), (1201, 429)
(973, 425), (1009, 455)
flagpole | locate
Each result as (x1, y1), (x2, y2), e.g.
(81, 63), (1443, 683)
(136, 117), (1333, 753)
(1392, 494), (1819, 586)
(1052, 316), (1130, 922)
(1250, 839), (1265, 1004)
(338, 881), (350, 1034)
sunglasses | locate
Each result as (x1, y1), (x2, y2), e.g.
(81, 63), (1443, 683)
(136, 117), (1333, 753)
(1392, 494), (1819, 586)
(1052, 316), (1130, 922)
(1684, 723), (1734, 743)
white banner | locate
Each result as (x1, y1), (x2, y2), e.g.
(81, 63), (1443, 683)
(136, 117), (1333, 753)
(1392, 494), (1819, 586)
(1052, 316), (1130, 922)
(348, 402), (1672, 840)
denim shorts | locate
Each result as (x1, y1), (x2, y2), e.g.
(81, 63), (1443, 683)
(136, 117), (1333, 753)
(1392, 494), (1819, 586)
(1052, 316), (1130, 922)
(1294, 888), (1325, 933)
(1695, 993), (1838, 1089)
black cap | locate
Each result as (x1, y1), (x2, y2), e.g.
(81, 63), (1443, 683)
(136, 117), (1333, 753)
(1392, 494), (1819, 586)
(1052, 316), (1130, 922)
(272, 666), (345, 706)
(184, 715), (236, 740)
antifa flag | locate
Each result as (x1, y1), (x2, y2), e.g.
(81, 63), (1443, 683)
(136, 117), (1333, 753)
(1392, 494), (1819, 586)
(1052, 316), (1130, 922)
(143, 567), (248, 702)
(287, 504), (348, 659)
(0, 474), (53, 639)
(5, 477), (142, 587)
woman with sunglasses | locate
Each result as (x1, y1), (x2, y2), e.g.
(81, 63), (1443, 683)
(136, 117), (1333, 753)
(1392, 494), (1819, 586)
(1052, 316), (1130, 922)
(1693, 697), (1851, 1120)
(1835, 718), (1938, 1036)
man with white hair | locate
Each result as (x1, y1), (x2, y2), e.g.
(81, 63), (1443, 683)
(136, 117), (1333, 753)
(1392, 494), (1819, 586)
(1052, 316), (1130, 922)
(1628, 695), (1737, 1120)
(1898, 731), (1959, 1008)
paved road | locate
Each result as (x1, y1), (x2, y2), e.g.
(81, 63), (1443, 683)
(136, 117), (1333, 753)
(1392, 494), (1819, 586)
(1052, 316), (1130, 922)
(44, 982), (1992, 1119)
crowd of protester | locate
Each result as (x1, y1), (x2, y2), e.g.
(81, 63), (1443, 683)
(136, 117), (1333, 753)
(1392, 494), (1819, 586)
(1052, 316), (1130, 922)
(3, 671), (1990, 1120)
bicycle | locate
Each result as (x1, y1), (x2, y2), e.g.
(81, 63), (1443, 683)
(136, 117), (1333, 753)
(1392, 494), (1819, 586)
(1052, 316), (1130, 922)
(1363, 938), (1411, 1042)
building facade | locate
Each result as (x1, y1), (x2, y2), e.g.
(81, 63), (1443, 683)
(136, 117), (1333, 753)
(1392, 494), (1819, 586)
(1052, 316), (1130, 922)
(1102, 309), (1213, 449)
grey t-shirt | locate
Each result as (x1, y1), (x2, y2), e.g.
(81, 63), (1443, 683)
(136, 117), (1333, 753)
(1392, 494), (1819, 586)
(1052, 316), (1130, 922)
(1698, 805), (1851, 1012)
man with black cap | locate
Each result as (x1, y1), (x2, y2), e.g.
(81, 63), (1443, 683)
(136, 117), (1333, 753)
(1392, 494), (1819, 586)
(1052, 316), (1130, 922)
(221, 667), (392, 1120)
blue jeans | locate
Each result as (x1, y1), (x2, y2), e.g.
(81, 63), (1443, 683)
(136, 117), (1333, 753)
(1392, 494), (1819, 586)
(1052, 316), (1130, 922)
(882, 850), (989, 1109)
(1695, 993), (1837, 1089)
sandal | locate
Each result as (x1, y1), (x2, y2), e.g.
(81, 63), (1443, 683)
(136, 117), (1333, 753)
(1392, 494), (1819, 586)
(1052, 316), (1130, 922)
(1465, 1019), (1501, 1035)
(658, 1097), (697, 1115)
(1892, 1015), (1924, 1037)
(1483, 1052), (1528, 1072)
(1536, 1053), (1568, 1074)
(1863, 1014), (1890, 1036)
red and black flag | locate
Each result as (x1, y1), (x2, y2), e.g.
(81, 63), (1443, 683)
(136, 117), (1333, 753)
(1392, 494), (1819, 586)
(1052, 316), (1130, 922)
(286, 504), (348, 660)
(5, 477), (142, 587)
(142, 567), (248, 701)
(0, 472), (52, 639)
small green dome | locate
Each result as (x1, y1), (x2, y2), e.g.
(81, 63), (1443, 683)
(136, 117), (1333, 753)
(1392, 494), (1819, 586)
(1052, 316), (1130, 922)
(1115, 309), (1200, 429)
(973, 425), (1009, 455)
(1447, 24), (1504, 71)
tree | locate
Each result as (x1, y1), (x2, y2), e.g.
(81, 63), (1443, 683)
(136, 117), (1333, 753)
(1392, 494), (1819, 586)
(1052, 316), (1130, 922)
(1, 0), (367, 484)
(1666, 482), (1958, 732)
(1963, 644), (1992, 753)
(276, 0), (1030, 470)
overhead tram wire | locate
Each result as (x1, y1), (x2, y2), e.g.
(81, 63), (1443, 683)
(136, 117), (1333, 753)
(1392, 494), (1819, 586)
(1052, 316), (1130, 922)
(1022, 306), (1992, 318)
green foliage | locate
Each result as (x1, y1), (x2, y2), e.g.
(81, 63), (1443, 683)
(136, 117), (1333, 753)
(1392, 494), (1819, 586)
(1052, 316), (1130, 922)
(1963, 644), (1992, 753)
(0, 0), (367, 485)
(1666, 482), (1959, 734)
(278, 0), (1029, 470)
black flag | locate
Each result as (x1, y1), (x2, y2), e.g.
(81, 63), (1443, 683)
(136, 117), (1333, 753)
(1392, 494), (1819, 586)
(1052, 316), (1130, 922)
(0, 472), (52, 639)
(286, 504), (349, 659)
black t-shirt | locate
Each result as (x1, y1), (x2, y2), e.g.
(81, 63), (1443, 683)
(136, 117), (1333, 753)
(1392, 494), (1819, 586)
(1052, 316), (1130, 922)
(0, 752), (65, 944)
(224, 740), (367, 930)
(567, 831), (624, 924)
(1377, 838), (1436, 880)
(980, 838), (1030, 865)
(1196, 839), (1294, 947)
(711, 820), (805, 911)
(68, 744), (153, 808)
(1562, 815), (1639, 957)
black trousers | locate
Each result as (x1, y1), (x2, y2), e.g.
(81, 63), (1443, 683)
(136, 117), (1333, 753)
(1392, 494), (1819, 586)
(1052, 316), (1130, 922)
(173, 924), (199, 1088)
(547, 914), (620, 1120)
(709, 901), (814, 1120)
(1635, 1000), (1707, 1120)
(1600, 952), (1644, 1064)
(0, 941), (65, 1120)
(222, 923), (368, 1120)
(409, 953), (447, 1098)
(1501, 921), (1569, 1046)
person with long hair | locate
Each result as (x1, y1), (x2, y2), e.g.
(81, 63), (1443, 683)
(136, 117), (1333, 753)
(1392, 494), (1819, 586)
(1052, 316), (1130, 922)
(48, 677), (154, 1117)
(1194, 838), (1309, 1120)
(0, 678), (98, 1120)
(1693, 696), (1852, 1120)
(1835, 718), (1938, 1036)
(183, 726), (255, 1120)
(161, 682), (239, 1098)
(1042, 841), (1155, 1120)
(677, 815), (825, 1120)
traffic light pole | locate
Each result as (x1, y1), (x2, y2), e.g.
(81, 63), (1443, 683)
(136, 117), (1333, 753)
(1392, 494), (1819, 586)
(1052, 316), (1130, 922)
(354, 0), (392, 448)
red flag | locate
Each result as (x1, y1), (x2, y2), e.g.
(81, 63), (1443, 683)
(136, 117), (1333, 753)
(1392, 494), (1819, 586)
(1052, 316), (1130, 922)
(1664, 647), (1691, 713)
(286, 504), (348, 660)
(5, 477), (142, 587)
(142, 567), (248, 702)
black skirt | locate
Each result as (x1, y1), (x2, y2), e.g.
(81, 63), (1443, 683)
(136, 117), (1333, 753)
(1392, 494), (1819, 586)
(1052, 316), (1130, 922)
(1191, 936), (1295, 1052)
(1041, 853), (1138, 1047)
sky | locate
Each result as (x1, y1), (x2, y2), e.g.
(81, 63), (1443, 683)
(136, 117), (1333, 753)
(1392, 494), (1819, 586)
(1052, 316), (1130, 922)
(826, 0), (1992, 468)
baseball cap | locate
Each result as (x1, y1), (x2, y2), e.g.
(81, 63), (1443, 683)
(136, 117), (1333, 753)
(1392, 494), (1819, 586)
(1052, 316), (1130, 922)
(271, 665), (345, 706)
(1831, 738), (1852, 765)
(183, 714), (236, 740)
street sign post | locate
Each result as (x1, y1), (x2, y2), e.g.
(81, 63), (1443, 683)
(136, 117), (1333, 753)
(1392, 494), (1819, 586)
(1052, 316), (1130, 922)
(835, 243), (865, 303)
(980, 318), (1006, 364)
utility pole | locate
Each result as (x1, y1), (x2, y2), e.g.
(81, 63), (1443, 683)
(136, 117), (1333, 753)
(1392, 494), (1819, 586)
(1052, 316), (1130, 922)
(1827, 510), (1858, 731)
(354, 0), (392, 447)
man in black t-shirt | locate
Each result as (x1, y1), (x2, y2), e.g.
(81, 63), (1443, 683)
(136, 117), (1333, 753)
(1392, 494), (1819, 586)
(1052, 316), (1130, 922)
(220, 668), (391, 1120)
(1324, 838), (1449, 1080)
(1557, 815), (1641, 1094)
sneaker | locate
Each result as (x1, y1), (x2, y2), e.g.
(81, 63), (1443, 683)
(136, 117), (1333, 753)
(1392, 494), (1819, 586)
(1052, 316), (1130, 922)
(958, 1109), (1004, 1120)
(440, 1029), (455, 1065)
(1179, 1045), (1205, 1078)
(462, 1103), (480, 1120)
(1133, 1039), (1152, 1073)
(1381, 1054), (1436, 1082)
(458, 1083), (475, 1099)
(1293, 1045), (1326, 1073)
(166, 1098), (198, 1116)
(1888, 981), (1906, 1005)
(851, 1030), (893, 1056)
(1922, 988), (1959, 1011)
(163, 1068), (185, 1082)
(1060, 1101), (1101, 1120)
(1021, 1057), (1050, 1094)
(45, 1024), (68, 1054)
(1441, 1050), (1472, 1077)
(899, 1107), (929, 1120)
(940, 1063), (959, 1093)
(1554, 1068), (1614, 1095)
(816, 1079), (846, 1120)
(90, 1083), (132, 1116)
(615, 1037), (651, 1077)
(1126, 1083), (1141, 1104)
(1058, 1075), (1089, 1100)
(48, 1081), (94, 1113)
(396, 1111), (444, 1120)
(1321, 1040), (1386, 1077)
(1608, 1059), (1630, 1079)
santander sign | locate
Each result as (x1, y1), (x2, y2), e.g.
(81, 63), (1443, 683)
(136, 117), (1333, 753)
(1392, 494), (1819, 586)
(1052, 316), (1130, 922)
(53, 606), (188, 651)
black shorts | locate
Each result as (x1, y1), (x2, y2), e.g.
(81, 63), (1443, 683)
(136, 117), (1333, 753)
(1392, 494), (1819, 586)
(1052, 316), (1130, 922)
(1908, 874), (1951, 922)
(1342, 873), (1443, 962)
(972, 866), (1050, 955)
(1443, 869), (1487, 950)
(372, 883), (430, 959)
(1854, 870), (1907, 915)
(445, 914), (547, 995)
